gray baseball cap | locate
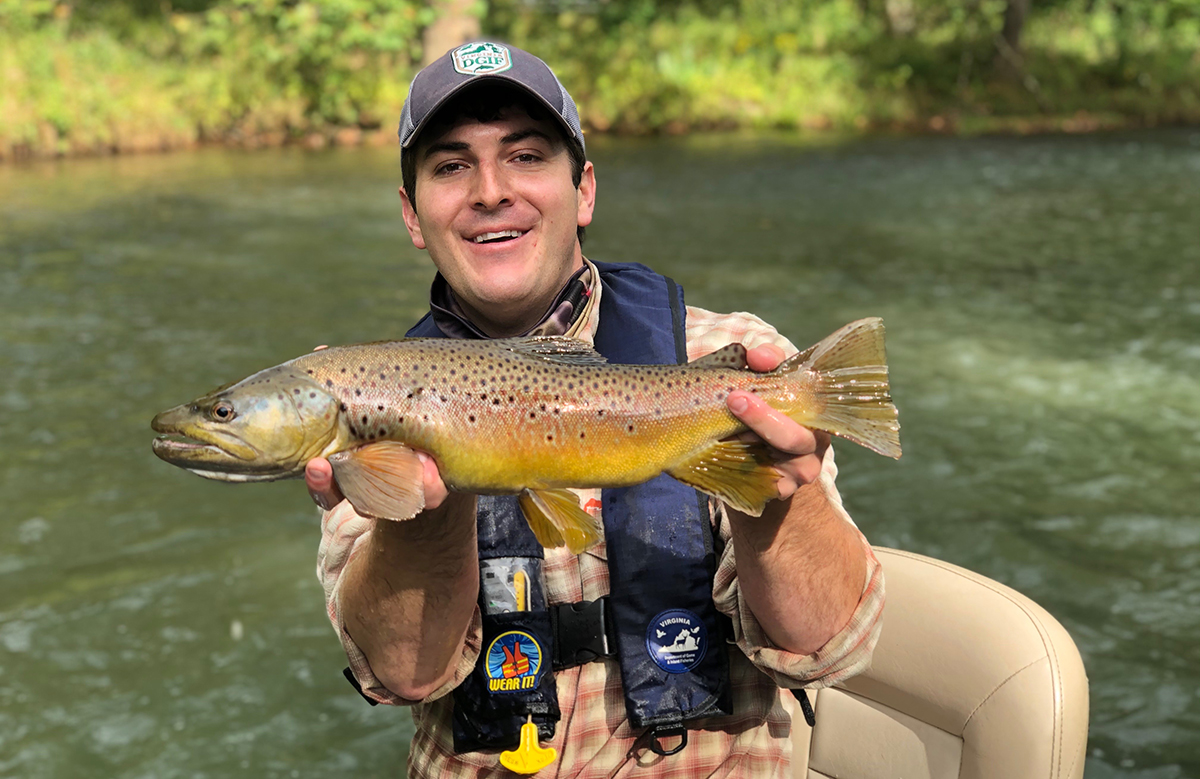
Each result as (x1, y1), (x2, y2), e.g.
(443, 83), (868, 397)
(398, 41), (585, 152)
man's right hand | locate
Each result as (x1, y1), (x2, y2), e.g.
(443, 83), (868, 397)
(305, 452), (451, 514)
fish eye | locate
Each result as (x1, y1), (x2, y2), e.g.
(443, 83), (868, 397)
(210, 401), (236, 422)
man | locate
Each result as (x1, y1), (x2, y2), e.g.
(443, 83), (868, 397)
(308, 42), (883, 777)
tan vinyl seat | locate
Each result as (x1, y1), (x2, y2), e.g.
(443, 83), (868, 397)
(790, 547), (1089, 779)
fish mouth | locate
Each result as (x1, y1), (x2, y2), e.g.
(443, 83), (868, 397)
(150, 409), (273, 478)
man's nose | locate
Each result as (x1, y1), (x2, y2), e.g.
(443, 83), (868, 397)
(472, 161), (511, 210)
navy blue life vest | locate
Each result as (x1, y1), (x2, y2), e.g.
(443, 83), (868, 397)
(406, 261), (733, 753)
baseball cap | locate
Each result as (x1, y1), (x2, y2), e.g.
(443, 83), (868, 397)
(398, 41), (585, 153)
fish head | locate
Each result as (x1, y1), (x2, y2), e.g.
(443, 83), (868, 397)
(151, 367), (342, 482)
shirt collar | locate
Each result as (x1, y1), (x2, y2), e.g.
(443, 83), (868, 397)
(428, 262), (598, 340)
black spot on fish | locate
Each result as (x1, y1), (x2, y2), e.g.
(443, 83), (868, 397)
(326, 380), (334, 387)
(546, 434), (553, 441)
(627, 424), (635, 432)
(310, 393), (316, 398)
(294, 389), (300, 394)
(339, 403), (347, 412)
(361, 415), (368, 424)
(468, 415), (475, 423)
(355, 389), (362, 396)
(306, 369), (313, 375)
(341, 368), (347, 373)
(377, 405), (384, 411)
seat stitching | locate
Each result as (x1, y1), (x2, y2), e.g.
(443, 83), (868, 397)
(962, 655), (1044, 725)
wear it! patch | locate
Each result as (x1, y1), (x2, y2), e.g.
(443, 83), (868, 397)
(646, 609), (708, 674)
(452, 42), (513, 76)
(485, 631), (544, 693)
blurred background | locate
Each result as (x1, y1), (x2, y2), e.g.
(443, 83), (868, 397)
(2, 1), (1199, 778)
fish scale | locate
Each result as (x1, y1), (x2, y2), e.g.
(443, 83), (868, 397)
(152, 319), (901, 552)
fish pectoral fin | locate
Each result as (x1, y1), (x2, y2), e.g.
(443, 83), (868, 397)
(518, 489), (602, 554)
(328, 442), (426, 521)
(666, 439), (782, 517)
(687, 343), (749, 370)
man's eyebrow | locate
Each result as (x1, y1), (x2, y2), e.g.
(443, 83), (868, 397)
(421, 140), (469, 160)
(500, 128), (558, 147)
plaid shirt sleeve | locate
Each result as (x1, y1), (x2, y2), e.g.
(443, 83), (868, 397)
(316, 501), (482, 706)
(686, 306), (886, 689)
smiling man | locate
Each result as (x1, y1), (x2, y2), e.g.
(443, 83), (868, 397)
(307, 42), (884, 778)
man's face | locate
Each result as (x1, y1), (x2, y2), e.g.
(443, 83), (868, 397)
(400, 107), (596, 337)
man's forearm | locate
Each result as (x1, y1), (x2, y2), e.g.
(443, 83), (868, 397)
(728, 480), (866, 656)
(338, 492), (479, 701)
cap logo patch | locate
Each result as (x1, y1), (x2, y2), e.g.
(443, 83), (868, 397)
(485, 630), (544, 693)
(452, 42), (513, 76)
(646, 609), (708, 674)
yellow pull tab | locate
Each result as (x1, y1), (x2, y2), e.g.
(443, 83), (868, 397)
(499, 716), (557, 775)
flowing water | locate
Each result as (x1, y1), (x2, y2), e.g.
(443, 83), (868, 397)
(1, 130), (1198, 777)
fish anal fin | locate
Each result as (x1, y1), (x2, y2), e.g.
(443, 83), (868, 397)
(667, 439), (782, 517)
(518, 488), (603, 554)
(688, 343), (749, 370)
(328, 441), (426, 521)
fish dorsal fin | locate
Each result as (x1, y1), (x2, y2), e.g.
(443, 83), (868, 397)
(666, 438), (782, 517)
(328, 441), (426, 521)
(517, 488), (603, 553)
(499, 336), (609, 366)
(688, 343), (749, 370)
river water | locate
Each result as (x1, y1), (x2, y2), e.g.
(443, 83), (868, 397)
(1, 130), (1198, 777)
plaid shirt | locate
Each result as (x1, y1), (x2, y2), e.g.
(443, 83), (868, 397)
(317, 267), (885, 777)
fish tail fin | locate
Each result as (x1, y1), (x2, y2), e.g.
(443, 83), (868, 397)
(783, 317), (902, 458)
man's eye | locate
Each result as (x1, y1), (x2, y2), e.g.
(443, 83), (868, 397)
(435, 162), (466, 175)
(514, 153), (541, 163)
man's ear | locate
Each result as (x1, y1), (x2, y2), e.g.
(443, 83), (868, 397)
(576, 161), (596, 228)
(399, 186), (426, 250)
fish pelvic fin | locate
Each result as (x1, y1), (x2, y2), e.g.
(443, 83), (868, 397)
(667, 438), (782, 517)
(328, 441), (426, 521)
(783, 317), (902, 459)
(518, 488), (603, 554)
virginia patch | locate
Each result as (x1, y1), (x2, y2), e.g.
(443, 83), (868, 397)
(485, 631), (544, 693)
(452, 42), (513, 76)
(646, 609), (708, 674)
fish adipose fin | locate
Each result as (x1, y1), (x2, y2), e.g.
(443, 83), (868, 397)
(688, 343), (750, 370)
(328, 441), (426, 521)
(500, 336), (609, 366)
(782, 317), (902, 459)
(667, 438), (782, 517)
(518, 488), (603, 554)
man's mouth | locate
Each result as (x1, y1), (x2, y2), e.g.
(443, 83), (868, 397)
(471, 229), (526, 244)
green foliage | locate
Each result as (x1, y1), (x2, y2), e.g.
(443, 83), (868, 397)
(2, 0), (1199, 158)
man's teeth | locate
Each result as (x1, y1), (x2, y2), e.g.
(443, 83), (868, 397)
(473, 230), (523, 243)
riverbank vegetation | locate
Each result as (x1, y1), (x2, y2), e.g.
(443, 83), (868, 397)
(2, 0), (1198, 160)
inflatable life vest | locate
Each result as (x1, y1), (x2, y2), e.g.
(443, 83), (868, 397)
(406, 261), (734, 755)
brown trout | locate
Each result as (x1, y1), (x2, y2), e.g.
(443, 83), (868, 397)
(151, 318), (900, 553)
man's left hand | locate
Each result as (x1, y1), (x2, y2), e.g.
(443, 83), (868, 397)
(726, 343), (830, 500)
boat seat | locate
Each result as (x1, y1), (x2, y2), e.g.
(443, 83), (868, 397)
(790, 547), (1089, 779)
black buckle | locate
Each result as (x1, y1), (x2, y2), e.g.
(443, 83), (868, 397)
(550, 597), (616, 669)
(647, 724), (688, 756)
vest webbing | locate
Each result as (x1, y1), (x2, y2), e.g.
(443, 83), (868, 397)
(407, 261), (733, 752)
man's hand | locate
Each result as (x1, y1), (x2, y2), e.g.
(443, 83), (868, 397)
(305, 452), (451, 513)
(726, 343), (830, 499)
